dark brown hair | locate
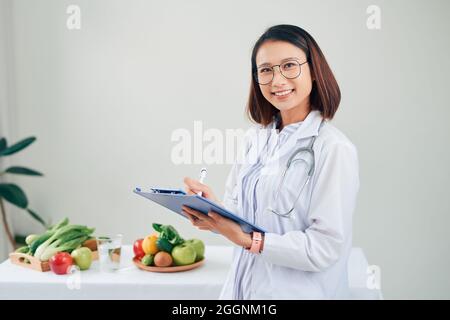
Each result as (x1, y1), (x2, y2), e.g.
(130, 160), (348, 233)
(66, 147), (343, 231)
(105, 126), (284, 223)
(247, 25), (341, 125)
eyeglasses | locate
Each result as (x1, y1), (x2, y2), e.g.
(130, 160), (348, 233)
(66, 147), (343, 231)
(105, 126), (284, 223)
(254, 59), (308, 85)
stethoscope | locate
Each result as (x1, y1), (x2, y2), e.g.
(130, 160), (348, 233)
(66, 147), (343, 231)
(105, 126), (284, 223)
(265, 120), (324, 219)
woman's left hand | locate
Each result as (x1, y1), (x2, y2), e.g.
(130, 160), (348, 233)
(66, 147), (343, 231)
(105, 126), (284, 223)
(182, 205), (252, 248)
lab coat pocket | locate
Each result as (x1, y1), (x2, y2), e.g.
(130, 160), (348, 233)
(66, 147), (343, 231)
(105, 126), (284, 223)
(251, 257), (274, 299)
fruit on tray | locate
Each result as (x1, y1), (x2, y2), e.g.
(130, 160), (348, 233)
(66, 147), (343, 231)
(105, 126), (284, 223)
(49, 252), (73, 275)
(133, 223), (205, 268)
(154, 252), (173, 267)
(142, 234), (159, 255)
(184, 239), (205, 262)
(71, 247), (93, 270)
(171, 243), (196, 266)
(133, 238), (145, 259)
(141, 254), (154, 266)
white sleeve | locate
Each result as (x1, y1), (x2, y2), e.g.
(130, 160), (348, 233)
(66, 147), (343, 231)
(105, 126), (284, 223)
(260, 142), (359, 272)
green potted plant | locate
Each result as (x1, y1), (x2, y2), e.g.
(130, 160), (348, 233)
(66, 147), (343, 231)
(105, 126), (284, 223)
(0, 136), (48, 249)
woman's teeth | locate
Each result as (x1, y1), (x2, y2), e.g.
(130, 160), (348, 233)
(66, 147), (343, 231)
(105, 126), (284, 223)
(273, 89), (294, 96)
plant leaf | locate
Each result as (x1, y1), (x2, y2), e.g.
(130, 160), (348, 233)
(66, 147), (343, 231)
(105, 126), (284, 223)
(0, 183), (28, 208)
(14, 234), (27, 246)
(5, 166), (43, 176)
(0, 138), (6, 152)
(26, 208), (47, 228)
(0, 136), (36, 157)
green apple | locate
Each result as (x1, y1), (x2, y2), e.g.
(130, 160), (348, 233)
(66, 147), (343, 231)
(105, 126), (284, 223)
(185, 239), (205, 262)
(71, 247), (92, 270)
(171, 243), (197, 266)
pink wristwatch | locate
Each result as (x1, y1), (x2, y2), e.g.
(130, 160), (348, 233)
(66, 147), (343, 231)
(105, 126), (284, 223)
(249, 232), (263, 254)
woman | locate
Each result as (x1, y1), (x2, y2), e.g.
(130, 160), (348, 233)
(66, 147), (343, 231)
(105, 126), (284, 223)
(182, 24), (359, 299)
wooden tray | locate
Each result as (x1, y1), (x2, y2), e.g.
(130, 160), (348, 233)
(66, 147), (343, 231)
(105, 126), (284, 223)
(133, 257), (205, 273)
(9, 239), (98, 272)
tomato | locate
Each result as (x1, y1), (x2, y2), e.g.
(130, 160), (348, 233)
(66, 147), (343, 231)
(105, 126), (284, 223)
(49, 252), (73, 275)
(133, 238), (145, 259)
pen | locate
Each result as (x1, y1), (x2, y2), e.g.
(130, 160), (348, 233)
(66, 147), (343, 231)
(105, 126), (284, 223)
(197, 168), (207, 196)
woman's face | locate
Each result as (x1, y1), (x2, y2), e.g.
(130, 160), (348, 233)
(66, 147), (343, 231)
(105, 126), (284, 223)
(255, 40), (313, 113)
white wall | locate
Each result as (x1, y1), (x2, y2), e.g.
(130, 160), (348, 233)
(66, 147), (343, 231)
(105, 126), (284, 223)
(0, 0), (14, 258)
(2, 0), (450, 299)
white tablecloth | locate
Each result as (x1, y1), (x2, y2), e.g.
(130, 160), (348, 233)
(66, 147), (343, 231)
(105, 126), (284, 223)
(0, 245), (382, 299)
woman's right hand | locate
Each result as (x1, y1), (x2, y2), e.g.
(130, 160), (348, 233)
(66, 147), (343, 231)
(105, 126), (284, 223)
(183, 177), (219, 203)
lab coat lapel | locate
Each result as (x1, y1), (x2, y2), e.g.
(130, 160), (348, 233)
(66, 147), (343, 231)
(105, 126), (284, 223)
(270, 110), (323, 163)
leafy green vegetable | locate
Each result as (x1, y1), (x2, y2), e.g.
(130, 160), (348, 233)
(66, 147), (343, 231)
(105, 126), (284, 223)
(40, 235), (89, 262)
(49, 217), (69, 231)
(152, 223), (184, 246)
(156, 237), (174, 253)
(34, 225), (95, 261)
(15, 246), (29, 254)
(25, 234), (39, 245)
(29, 230), (54, 255)
(20, 218), (95, 261)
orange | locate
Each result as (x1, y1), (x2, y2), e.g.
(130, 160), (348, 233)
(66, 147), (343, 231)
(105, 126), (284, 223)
(142, 234), (159, 255)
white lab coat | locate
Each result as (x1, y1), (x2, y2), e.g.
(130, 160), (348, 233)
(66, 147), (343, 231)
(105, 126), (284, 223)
(219, 110), (359, 299)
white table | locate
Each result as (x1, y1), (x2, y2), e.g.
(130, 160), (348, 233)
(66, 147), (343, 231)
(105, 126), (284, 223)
(0, 245), (382, 300)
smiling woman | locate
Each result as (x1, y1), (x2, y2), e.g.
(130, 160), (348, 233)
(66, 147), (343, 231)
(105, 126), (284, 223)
(247, 26), (340, 127)
(182, 24), (358, 300)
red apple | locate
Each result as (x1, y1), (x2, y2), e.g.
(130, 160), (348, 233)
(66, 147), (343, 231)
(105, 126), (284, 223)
(133, 238), (145, 259)
(49, 252), (73, 275)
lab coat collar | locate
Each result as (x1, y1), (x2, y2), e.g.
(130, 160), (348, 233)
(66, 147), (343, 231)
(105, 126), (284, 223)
(270, 110), (324, 141)
(242, 110), (324, 168)
(257, 110), (323, 165)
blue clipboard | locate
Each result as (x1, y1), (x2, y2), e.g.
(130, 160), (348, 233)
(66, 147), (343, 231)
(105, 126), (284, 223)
(133, 187), (266, 234)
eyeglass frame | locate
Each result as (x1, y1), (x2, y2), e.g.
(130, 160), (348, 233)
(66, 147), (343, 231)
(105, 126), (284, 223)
(253, 59), (309, 85)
